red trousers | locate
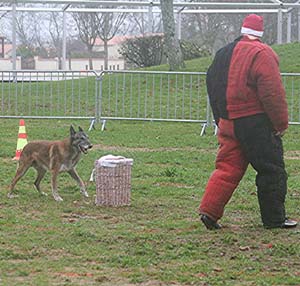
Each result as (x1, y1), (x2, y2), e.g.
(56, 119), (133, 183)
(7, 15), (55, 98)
(199, 119), (248, 221)
(199, 114), (287, 227)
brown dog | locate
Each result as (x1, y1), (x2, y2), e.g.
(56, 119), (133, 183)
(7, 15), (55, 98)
(9, 125), (93, 201)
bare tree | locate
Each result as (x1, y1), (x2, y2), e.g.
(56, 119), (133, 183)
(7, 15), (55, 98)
(14, 11), (47, 68)
(188, 14), (243, 53)
(96, 12), (127, 70)
(127, 13), (147, 36)
(72, 12), (98, 70)
(48, 12), (63, 68)
(181, 13), (278, 53)
(126, 12), (163, 36)
(160, 0), (184, 70)
(0, 3), (11, 58)
(262, 14), (278, 45)
(16, 12), (36, 49)
(0, 3), (10, 20)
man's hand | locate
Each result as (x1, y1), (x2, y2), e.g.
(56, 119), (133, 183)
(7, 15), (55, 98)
(274, 130), (286, 137)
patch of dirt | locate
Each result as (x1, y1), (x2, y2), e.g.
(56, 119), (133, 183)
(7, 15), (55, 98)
(61, 212), (120, 224)
(285, 150), (300, 160)
(2, 157), (15, 163)
(92, 144), (213, 153)
(153, 182), (194, 189)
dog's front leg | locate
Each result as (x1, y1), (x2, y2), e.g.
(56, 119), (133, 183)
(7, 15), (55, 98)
(68, 169), (89, 198)
(51, 170), (63, 202)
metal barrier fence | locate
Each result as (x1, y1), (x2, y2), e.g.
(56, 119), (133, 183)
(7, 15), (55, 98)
(1, 70), (300, 133)
(0, 70), (101, 130)
(96, 70), (300, 134)
(282, 73), (300, 125)
(97, 70), (209, 131)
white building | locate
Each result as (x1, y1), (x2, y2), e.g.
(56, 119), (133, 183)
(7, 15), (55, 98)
(0, 35), (127, 71)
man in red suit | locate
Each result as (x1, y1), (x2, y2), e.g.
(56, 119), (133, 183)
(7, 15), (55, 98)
(199, 14), (297, 230)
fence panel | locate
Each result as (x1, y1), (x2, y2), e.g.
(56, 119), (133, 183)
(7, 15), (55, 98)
(0, 70), (99, 121)
(1, 70), (300, 130)
(98, 70), (208, 123)
(282, 73), (300, 125)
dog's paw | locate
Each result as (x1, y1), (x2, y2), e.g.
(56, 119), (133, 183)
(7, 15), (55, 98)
(81, 191), (89, 198)
(53, 195), (63, 202)
(7, 193), (18, 199)
(41, 192), (48, 196)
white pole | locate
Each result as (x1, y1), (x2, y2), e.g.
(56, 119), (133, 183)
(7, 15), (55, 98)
(298, 8), (300, 41)
(62, 10), (67, 70)
(177, 11), (182, 40)
(287, 11), (291, 43)
(148, 3), (153, 33)
(277, 8), (283, 44)
(12, 3), (17, 70)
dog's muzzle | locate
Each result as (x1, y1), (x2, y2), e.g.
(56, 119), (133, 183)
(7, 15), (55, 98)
(79, 144), (93, 154)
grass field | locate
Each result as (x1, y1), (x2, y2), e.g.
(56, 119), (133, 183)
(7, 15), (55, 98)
(1, 42), (300, 285)
(1, 118), (300, 286)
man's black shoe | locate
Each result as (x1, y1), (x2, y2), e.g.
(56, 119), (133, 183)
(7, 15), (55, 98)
(281, 218), (297, 228)
(200, 214), (221, 230)
(265, 218), (297, 229)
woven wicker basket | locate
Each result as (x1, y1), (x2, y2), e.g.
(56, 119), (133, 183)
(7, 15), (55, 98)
(94, 156), (132, 206)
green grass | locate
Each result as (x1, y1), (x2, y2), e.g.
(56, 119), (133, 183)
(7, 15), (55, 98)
(1, 43), (300, 285)
(272, 42), (300, 73)
(147, 42), (300, 73)
(1, 119), (300, 286)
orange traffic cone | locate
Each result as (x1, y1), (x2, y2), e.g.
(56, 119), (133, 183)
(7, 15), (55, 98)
(13, 119), (28, 161)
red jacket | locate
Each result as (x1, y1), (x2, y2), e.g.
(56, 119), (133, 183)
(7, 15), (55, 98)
(206, 36), (288, 133)
(227, 36), (288, 132)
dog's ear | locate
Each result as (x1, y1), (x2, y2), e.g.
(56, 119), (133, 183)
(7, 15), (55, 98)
(70, 125), (76, 137)
(78, 126), (83, 132)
